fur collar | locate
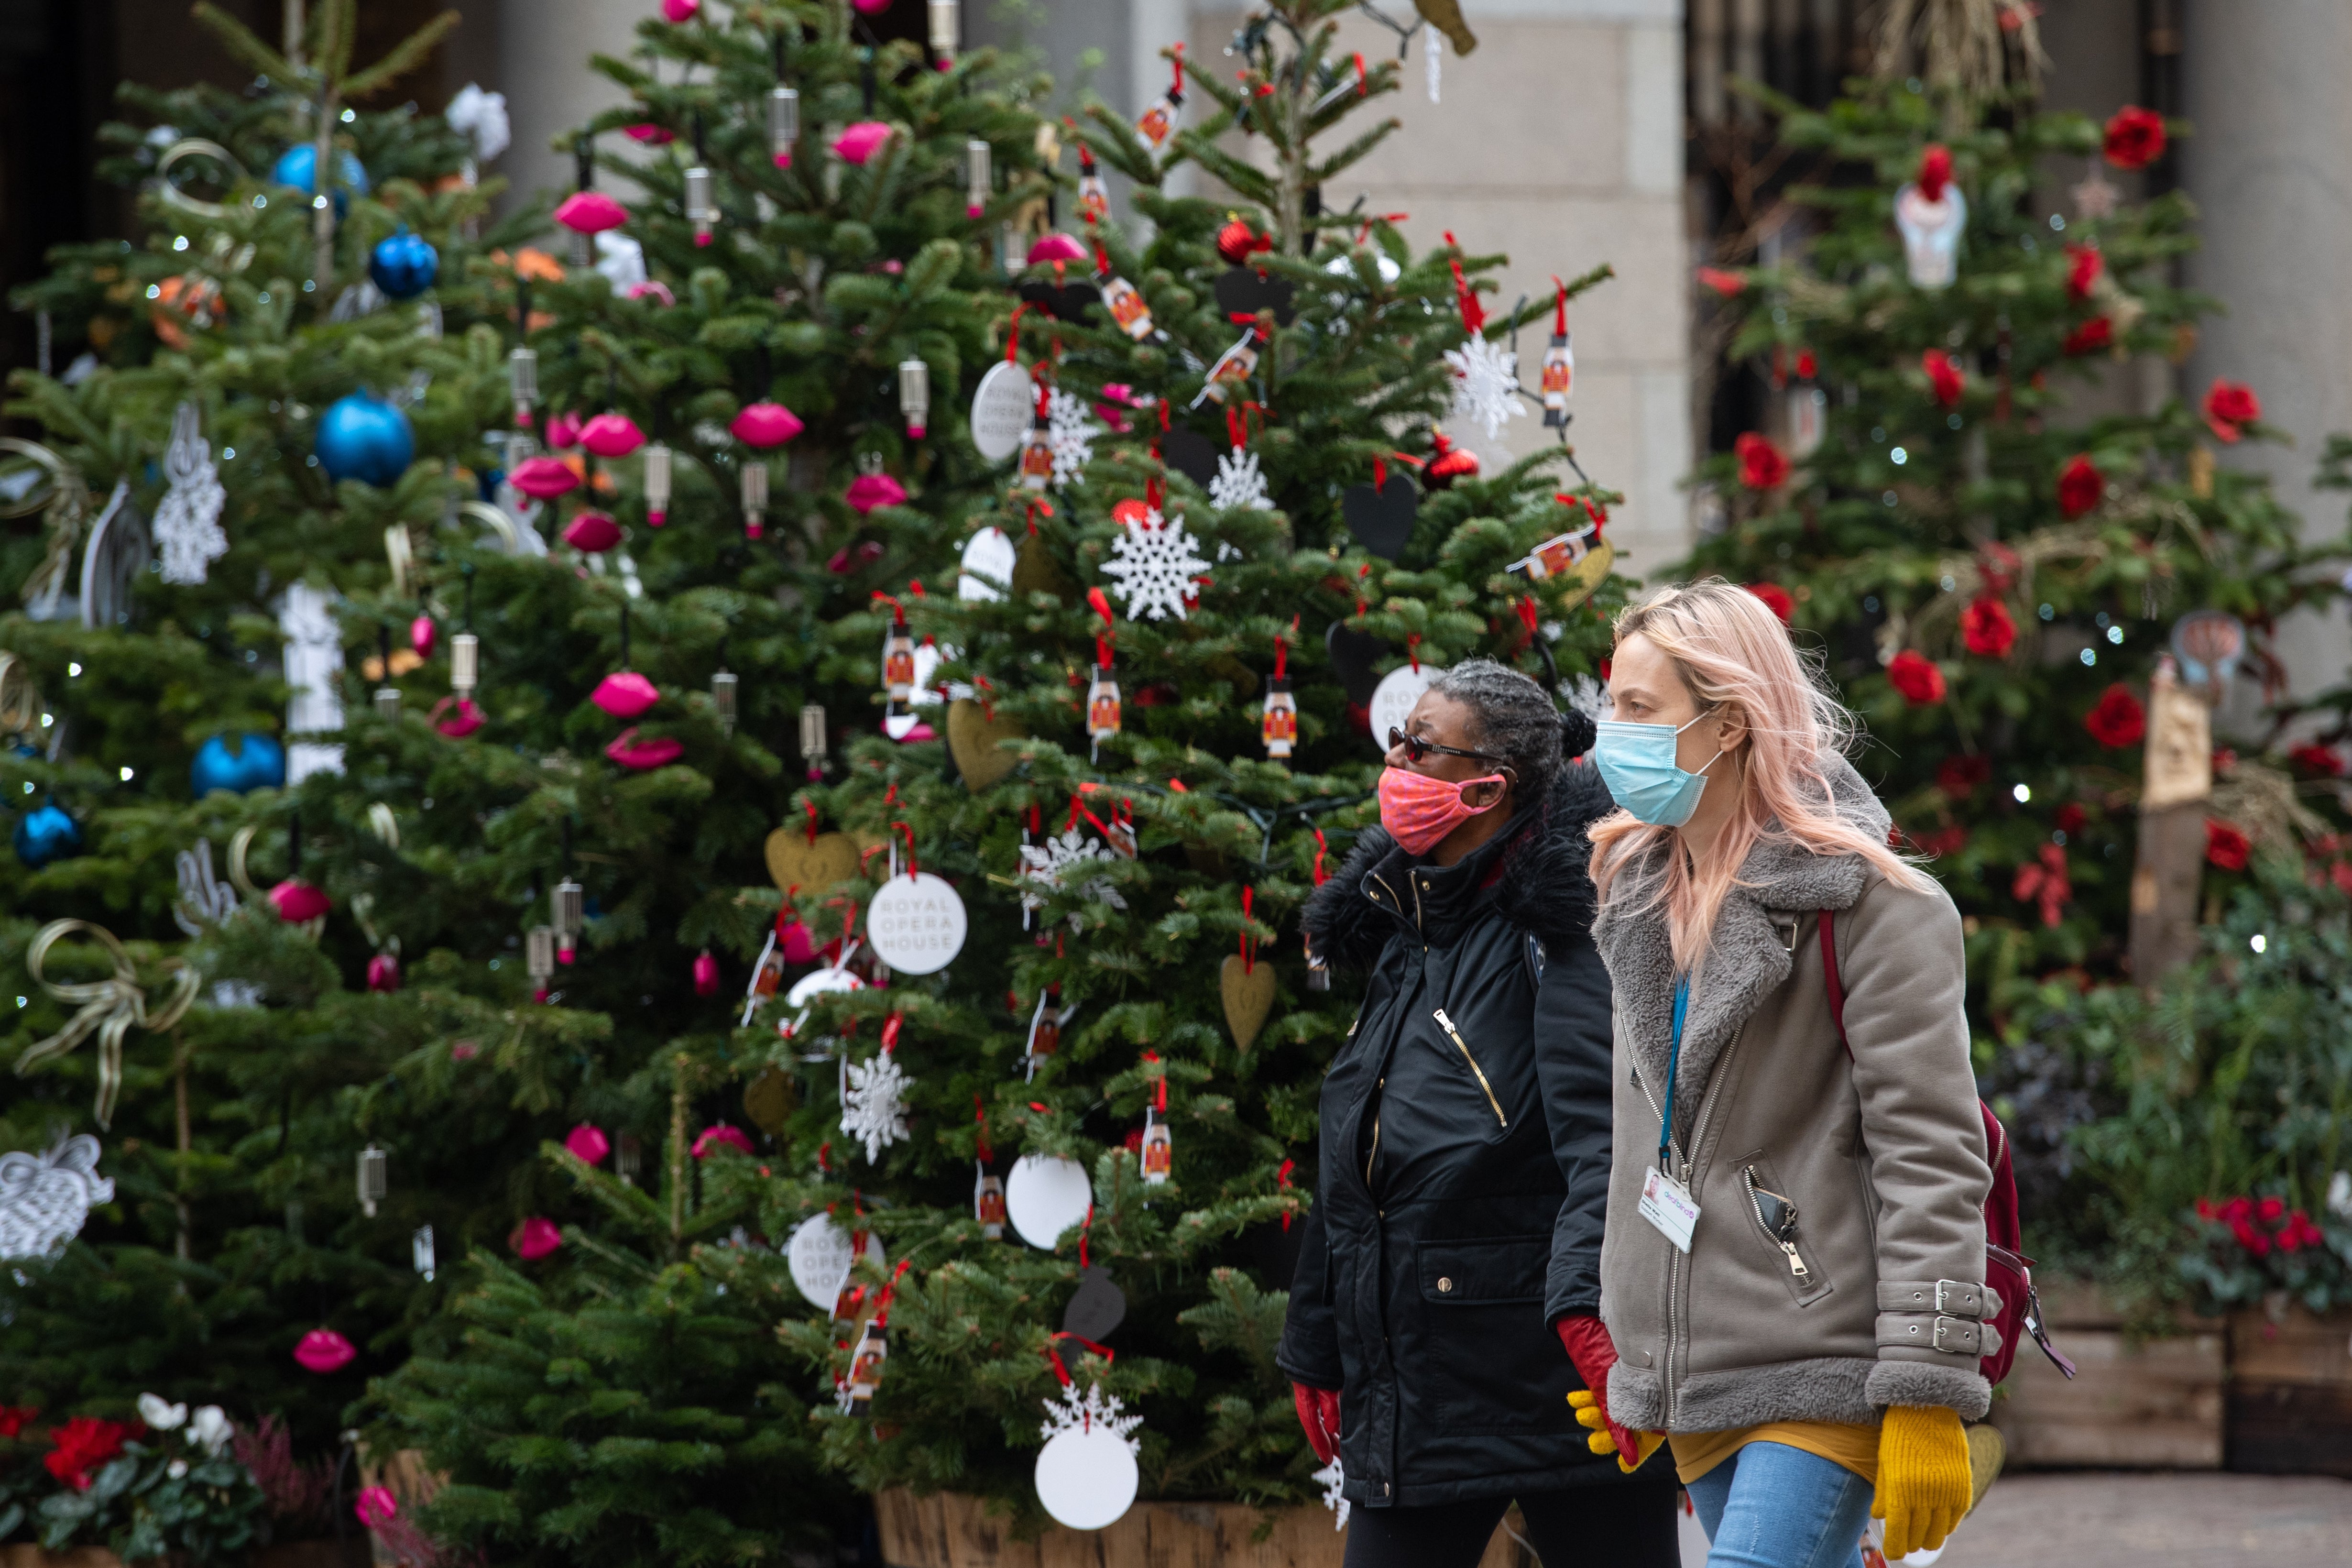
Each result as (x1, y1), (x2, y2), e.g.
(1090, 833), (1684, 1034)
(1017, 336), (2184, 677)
(1305, 760), (1617, 967)
(1591, 754), (1892, 1128)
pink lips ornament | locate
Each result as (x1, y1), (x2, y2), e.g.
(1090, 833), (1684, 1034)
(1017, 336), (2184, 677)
(624, 123), (676, 144)
(294, 1328), (356, 1374)
(269, 879), (331, 923)
(366, 952), (400, 992)
(565, 1123), (611, 1164)
(508, 455), (581, 499)
(554, 190), (628, 234)
(410, 614), (437, 658)
(511, 1217), (563, 1260)
(1027, 232), (1090, 266)
(563, 511), (623, 553)
(692, 949), (719, 996)
(627, 280), (675, 306)
(661, 0), (699, 20)
(432, 696), (484, 737)
(692, 1123), (755, 1158)
(831, 121), (894, 165)
(845, 472), (908, 515)
(605, 728), (683, 770)
(579, 413), (645, 458)
(730, 401), (804, 448)
(543, 410), (582, 450)
(591, 670), (660, 718)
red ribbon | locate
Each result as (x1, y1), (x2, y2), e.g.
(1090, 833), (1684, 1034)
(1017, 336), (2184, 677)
(1278, 1158), (1296, 1231)
(1142, 1051), (1167, 1112)
(975, 673), (996, 720)
(1240, 886), (1256, 974)
(881, 1010), (903, 1053)
(872, 591), (906, 627)
(1407, 633), (1422, 673)
(1442, 230), (1486, 334)
(1004, 302), (1028, 364)
(1078, 1202), (1093, 1269)
(1088, 587), (1116, 669)
(891, 820), (917, 877)
(805, 799), (820, 845)
(1552, 274), (1568, 336)
(872, 1258), (913, 1328)
(1169, 42), (1184, 98)
(1312, 827), (1329, 887)
(974, 1095), (993, 1164)
(1042, 1330), (1117, 1391)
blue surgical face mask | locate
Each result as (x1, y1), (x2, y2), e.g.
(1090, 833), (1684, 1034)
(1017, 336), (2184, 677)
(1591, 711), (1725, 828)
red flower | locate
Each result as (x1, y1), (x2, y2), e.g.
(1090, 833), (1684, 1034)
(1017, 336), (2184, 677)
(2057, 454), (2105, 519)
(2103, 106), (2167, 170)
(1696, 266), (1748, 297)
(2291, 743), (2346, 778)
(1917, 143), (1953, 202)
(2279, 1213), (2309, 1252)
(2084, 684), (2146, 747)
(2233, 1219), (2270, 1257)
(44, 1417), (131, 1491)
(1794, 349), (1817, 380)
(2194, 1197), (2217, 1221)
(1735, 432), (1791, 491)
(1887, 650), (1946, 706)
(1746, 582), (1795, 623)
(2223, 1196), (2255, 1224)
(1937, 755), (1991, 798)
(2258, 1195), (2286, 1224)
(0, 1405), (38, 1438)
(2203, 377), (2261, 443)
(2064, 243), (2103, 301)
(1923, 349), (1965, 408)
(2012, 844), (2072, 927)
(2055, 801), (2087, 834)
(2063, 316), (2113, 356)
(1960, 597), (2015, 657)
(2205, 819), (2252, 872)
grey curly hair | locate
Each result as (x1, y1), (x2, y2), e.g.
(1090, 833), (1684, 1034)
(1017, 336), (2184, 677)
(1425, 658), (1564, 801)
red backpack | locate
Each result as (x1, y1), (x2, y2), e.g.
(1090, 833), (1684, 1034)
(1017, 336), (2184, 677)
(1820, 911), (2076, 1387)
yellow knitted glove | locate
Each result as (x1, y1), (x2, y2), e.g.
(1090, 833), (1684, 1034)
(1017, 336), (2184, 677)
(1872, 1404), (1972, 1559)
(1567, 1389), (1665, 1473)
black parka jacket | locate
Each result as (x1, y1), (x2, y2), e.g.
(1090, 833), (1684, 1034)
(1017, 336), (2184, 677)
(1276, 761), (1624, 1508)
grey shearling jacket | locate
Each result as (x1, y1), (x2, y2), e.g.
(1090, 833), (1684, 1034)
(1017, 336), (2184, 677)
(1593, 756), (1995, 1432)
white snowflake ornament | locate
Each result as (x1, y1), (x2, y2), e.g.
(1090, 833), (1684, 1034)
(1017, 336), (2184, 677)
(1312, 1455), (1351, 1530)
(1034, 1379), (1144, 1531)
(1100, 505), (1211, 622)
(1018, 827), (1128, 930)
(1209, 446), (1273, 513)
(0, 1134), (114, 1261)
(154, 402), (227, 585)
(841, 1048), (911, 1162)
(1047, 388), (1098, 487)
(1444, 334), (1525, 440)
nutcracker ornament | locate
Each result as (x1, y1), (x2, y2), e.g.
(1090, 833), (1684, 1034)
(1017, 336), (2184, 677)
(1085, 588), (1121, 760)
(1134, 44), (1184, 151)
(1261, 632), (1297, 759)
(1541, 276), (1575, 428)
(879, 596), (917, 720)
(1076, 143), (1108, 224)
(1018, 383), (1056, 491)
(1093, 240), (1158, 343)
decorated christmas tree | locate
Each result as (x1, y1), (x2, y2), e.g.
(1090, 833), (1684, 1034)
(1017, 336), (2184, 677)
(1682, 67), (2349, 1016)
(0, 0), (537, 1470)
(731, 0), (1626, 1524)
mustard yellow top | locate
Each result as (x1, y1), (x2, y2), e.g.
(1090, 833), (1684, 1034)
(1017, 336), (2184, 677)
(1669, 1419), (1881, 1486)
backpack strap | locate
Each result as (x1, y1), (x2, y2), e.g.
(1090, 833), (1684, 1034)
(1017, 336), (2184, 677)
(1819, 910), (1852, 1060)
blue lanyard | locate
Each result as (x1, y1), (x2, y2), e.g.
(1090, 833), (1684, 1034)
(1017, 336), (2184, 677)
(1658, 974), (1690, 1173)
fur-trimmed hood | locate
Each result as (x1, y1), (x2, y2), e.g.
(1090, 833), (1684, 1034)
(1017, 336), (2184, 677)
(1592, 751), (1892, 1128)
(1305, 759), (1617, 968)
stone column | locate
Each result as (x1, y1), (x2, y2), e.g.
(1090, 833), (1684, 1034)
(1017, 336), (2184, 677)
(495, 0), (643, 216)
(2180, 1), (2352, 702)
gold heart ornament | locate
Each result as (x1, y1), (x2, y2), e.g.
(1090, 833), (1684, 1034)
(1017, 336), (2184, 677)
(1220, 953), (1278, 1051)
(946, 699), (1028, 790)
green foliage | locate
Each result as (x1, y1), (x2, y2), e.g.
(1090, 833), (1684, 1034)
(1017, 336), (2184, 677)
(0, 1414), (268, 1564)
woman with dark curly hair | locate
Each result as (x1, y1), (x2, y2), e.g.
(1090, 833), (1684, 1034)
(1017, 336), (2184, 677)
(1278, 658), (1679, 1568)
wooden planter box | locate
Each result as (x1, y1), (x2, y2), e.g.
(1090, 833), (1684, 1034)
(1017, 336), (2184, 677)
(874, 1488), (1539, 1568)
(1988, 1279), (2225, 1469)
(0, 1538), (369, 1568)
(2228, 1305), (2352, 1477)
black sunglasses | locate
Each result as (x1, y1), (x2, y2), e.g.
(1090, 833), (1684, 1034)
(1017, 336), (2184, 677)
(1388, 727), (1509, 768)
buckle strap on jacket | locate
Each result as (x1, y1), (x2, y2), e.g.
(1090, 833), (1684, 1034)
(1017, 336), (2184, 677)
(1877, 1278), (2000, 1320)
(1876, 1311), (2003, 1358)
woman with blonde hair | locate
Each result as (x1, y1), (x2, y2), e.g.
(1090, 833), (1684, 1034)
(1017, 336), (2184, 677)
(1565, 581), (1992, 1568)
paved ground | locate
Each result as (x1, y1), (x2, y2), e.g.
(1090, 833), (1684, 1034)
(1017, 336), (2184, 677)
(1668, 1472), (2352, 1567)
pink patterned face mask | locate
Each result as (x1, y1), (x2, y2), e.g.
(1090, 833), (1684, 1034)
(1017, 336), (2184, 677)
(1378, 766), (1507, 855)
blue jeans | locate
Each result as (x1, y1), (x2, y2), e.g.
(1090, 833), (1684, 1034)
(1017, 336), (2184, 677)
(1685, 1440), (1873, 1568)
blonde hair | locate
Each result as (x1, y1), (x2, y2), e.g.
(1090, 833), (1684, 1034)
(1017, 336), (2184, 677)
(1588, 580), (1933, 970)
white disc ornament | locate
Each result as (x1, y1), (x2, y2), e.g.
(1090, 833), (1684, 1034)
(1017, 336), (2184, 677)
(1368, 662), (1438, 756)
(970, 360), (1034, 463)
(959, 527), (1017, 602)
(786, 1214), (885, 1310)
(865, 870), (967, 975)
(1035, 1381), (1143, 1531)
(786, 964), (864, 1009)
(0, 1134), (114, 1261)
(1006, 1153), (1094, 1249)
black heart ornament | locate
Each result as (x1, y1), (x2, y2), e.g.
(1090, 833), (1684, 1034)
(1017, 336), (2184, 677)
(1214, 266), (1297, 325)
(1161, 426), (1220, 488)
(1061, 1264), (1127, 1341)
(1018, 279), (1098, 325)
(1341, 473), (1419, 559)
(1324, 621), (1391, 708)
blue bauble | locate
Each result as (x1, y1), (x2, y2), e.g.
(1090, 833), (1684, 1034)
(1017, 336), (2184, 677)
(271, 144), (371, 216)
(191, 733), (288, 796)
(315, 393), (415, 487)
(369, 227), (439, 300)
(13, 803), (82, 869)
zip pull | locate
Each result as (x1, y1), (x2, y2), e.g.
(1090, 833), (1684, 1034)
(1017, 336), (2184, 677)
(1779, 1241), (1811, 1280)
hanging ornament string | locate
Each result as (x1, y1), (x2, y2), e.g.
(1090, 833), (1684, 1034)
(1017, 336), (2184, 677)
(1042, 1331), (1117, 1395)
(1077, 1202), (1094, 1269)
(1442, 231), (1486, 334)
(870, 1257), (914, 1328)
(1087, 587), (1117, 670)
(1277, 1158), (1296, 1231)
(1024, 497), (1053, 535)
(891, 821), (918, 879)
(1003, 301), (1029, 365)
(1407, 633), (1422, 673)
(1148, 400), (1171, 511)
(872, 590), (907, 629)
(16, 920), (202, 1129)
(805, 798), (821, 846)
(1239, 886), (1257, 974)
(1142, 1050), (1168, 1115)
(1552, 275), (1569, 337)
(1311, 827), (1330, 887)
(974, 1095), (993, 1163)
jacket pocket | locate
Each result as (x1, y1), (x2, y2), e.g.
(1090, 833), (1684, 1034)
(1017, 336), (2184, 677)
(1412, 1235), (1571, 1433)
(1429, 1008), (1509, 1129)
(1735, 1151), (1836, 1308)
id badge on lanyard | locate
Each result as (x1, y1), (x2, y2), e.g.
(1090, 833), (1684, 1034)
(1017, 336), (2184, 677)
(1640, 975), (1700, 1253)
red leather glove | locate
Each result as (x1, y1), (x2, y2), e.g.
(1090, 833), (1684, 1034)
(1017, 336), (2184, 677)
(1292, 1381), (1341, 1465)
(1556, 1316), (1641, 1463)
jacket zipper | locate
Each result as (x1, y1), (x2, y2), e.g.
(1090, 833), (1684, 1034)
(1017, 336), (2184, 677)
(1662, 1023), (1743, 1426)
(1741, 1165), (1815, 1283)
(1430, 1009), (1507, 1127)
